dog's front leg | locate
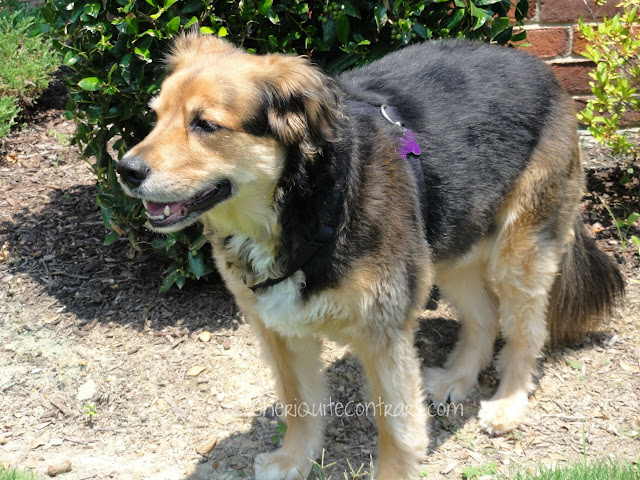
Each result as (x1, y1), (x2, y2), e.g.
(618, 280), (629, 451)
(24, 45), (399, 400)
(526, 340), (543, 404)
(252, 317), (326, 480)
(352, 324), (427, 480)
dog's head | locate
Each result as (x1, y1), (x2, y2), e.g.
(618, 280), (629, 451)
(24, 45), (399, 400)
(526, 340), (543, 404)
(117, 33), (341, 233)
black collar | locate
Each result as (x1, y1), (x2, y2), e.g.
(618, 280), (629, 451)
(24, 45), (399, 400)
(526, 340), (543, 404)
(249, 101), (427, 292)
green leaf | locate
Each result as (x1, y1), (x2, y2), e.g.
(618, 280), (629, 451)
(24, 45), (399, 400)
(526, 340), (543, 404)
(413, 23), (431, 39)
(188, 250), (207, 279)
(491, 17), (510, 38)
(445, 8), (465, 30)
(627, 212), (640, 224)
(469, 2), (492, 30)
(78, 77), (101, 91)
(159, 270), (180, 293)
(258, 0), (273, 16)
(323, 18), (337, 45)
(200, 26), (215, 35)
(336, 13), (350, 44)
(374, 4), (388, 32)
(166, 16), (180, 34)
(185, 16), (198, 28)
(324, 52), (359, 74)
(83, 2), (101, 18)
(63, 51), (81, 66)
(104, 230), (120, 246)
(515, 0), (530, 22)
(340, 0), (361, 18)
(218, 26), (228, 37)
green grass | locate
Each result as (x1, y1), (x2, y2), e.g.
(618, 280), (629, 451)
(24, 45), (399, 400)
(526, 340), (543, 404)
(462, 458), (639, 480)
(0, 0), (58, 138)
(0, 467), (41, 480)
(511, 459), (640, 480)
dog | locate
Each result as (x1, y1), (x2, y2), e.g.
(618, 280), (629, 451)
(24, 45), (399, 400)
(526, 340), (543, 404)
(116, 33), (624, 479)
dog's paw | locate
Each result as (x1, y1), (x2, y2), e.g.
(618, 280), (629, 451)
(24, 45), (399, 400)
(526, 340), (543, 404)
(423, 367), (476, 405)
(477, 393), (528, 434)
(254, 450), (313, 480)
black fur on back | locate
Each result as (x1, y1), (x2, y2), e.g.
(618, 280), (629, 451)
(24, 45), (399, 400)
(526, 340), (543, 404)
(336, 40), (565, 262)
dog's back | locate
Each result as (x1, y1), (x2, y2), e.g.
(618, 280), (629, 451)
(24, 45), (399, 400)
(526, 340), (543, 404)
(338, 40), (568, 261)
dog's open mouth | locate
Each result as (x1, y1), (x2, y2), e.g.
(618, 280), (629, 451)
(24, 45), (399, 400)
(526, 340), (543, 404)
(143, 180), (232, 229)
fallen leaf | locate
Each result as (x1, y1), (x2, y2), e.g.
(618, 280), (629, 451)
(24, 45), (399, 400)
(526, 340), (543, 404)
(196, 437), (218, 455)
(514, 440), (524, 456)
(620, 358), (640, 373)
(187, 366), (206, 377)
(30, 436), (46, 450)
(4, 153), (19, 164)
(198, 331), (212, 343)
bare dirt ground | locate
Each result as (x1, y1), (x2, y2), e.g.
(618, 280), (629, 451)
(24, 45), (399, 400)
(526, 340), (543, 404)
(0, 81), (639, 479)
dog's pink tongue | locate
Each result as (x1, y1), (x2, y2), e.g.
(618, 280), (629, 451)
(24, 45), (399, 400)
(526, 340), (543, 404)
(145, 200), (185, 216)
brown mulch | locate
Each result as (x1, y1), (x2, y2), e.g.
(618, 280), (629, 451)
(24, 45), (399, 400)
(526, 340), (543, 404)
(0, 81), (638, 480)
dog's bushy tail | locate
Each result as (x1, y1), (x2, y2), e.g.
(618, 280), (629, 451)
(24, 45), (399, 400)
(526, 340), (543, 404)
(547, 218), (625, 346)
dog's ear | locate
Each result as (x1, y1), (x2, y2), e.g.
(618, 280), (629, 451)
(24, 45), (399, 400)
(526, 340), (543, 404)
(165, 31), (239, 72)
(263, 55), (342, 156)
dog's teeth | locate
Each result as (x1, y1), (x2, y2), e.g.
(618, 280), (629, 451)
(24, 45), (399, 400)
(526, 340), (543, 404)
(164, 205), (170, 217)
(143, 199), (148, 209)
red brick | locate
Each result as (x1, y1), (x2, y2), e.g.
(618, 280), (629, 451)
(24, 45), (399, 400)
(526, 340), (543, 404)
(541, 0), (623, 23)
(574, 96), (640, 126)
(549, 61), (596, 94)
(572, 25), (592, 56)
(515, 27), (570, 58)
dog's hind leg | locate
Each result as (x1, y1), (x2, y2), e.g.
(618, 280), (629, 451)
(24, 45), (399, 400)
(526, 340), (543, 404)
(352, 323), (427, 480)
(424, 258), (499, 405)
(477, 225), (562, 434)
(252, 318), (326, 480)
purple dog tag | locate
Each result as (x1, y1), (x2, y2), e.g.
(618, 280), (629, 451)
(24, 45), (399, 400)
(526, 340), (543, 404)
(399, 129), (421, 158)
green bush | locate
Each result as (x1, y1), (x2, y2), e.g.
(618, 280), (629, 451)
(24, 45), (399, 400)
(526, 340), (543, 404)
(0, 96), (19, 138)
(44, 0), (529, 291)
(578, 0), (640, 254)
(0, 0), (58, 139)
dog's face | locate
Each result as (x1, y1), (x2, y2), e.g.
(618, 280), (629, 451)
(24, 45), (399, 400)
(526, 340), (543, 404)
(117, 34), (341, 234)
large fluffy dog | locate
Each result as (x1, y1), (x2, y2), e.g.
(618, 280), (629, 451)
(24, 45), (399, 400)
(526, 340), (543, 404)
(117, 34), (624, 479)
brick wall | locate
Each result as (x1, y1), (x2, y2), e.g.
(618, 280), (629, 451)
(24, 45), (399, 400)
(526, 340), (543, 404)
(514, 0), (640, 125)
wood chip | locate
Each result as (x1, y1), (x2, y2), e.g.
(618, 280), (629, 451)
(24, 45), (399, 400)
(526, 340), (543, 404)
(186, 366), (206, 377)
(196, 437), (218, 455)
(47, 460), (72, 477)
(442, 461), (458, 474)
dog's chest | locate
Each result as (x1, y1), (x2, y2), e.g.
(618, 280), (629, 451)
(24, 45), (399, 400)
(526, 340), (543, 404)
(210, 234), (349, 337)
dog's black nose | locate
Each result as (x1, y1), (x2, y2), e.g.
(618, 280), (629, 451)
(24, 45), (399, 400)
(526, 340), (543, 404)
(117, 155), (150, 188)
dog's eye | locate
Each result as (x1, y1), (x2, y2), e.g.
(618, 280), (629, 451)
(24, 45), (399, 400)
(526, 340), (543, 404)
(192, 118), (221, 134)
